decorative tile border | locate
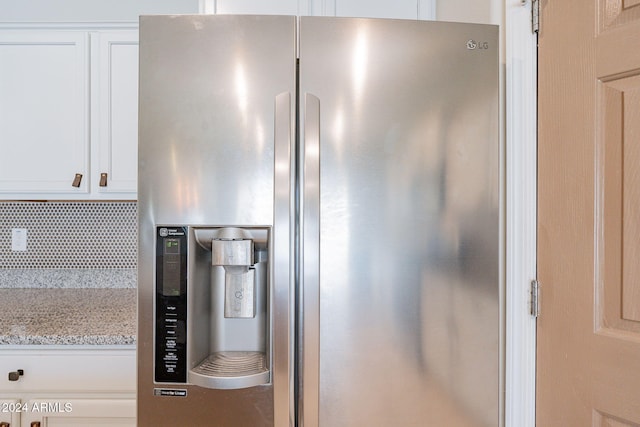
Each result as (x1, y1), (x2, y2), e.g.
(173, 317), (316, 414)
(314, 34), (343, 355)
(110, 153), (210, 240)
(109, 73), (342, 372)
(0, 268), (136, 289)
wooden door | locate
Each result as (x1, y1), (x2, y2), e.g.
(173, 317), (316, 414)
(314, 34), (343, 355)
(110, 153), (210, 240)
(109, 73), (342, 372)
(538, 0), (640, 425)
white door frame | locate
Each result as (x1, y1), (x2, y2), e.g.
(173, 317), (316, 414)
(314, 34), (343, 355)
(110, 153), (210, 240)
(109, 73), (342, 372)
(504, 0), (537, 426)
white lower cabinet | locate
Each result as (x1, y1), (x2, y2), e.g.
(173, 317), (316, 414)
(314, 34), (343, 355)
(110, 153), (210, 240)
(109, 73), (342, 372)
(22, 398), (135, 427)
(0, 348), (135, 427)
(0, 399), (21, 426)
(0, 398), (135, 427)
(0, 393), (136, 427)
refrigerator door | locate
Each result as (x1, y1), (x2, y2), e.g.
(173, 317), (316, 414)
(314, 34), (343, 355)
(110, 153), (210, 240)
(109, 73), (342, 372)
(299, 18), (499, 426)
(138, 15), (295, 426)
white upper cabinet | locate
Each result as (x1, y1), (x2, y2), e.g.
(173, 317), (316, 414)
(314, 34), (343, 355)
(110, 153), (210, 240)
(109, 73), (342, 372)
(0, 28), (138, 200)
(0, 0), (436, 200)
(93, 30), (139, 196)
(0, 31), (90, 196)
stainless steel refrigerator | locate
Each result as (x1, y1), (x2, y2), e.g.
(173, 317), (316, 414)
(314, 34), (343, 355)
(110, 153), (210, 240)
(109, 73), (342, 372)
(138, 14), (499, 427)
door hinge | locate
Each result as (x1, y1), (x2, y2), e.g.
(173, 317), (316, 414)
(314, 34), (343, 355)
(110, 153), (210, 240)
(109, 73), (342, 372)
(532, 0), (540, 34)
(530, 280), (540, 318)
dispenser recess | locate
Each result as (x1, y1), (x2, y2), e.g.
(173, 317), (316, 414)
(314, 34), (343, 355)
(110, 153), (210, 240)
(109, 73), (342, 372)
(187, 227), (270, 390)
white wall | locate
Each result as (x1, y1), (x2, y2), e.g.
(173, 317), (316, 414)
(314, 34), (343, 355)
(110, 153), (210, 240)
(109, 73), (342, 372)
(437, 0), (502, 25)
(0, 0), (502, 26)
(0, 0), (199, 22)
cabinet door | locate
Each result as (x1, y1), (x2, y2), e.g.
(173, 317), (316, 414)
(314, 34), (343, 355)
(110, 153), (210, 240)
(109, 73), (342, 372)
(93, 31), (138, 197)
(0, 31), (89, 195)
(21, 399), (135, 427)
(0, 399), (21, 427)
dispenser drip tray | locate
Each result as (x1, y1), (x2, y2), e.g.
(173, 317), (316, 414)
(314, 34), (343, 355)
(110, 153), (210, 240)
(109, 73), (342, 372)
(189, 351), (269, 390)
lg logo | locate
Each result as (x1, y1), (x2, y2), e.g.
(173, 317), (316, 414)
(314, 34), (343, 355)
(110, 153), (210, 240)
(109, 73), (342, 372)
(466, 39), (489, 50)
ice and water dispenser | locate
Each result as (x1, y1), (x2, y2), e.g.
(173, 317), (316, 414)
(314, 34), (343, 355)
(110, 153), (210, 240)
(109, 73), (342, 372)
(154, 226), (270, 390)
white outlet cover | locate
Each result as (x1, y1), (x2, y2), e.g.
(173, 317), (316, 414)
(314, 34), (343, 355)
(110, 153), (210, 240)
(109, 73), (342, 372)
(11, 228), (27, 251)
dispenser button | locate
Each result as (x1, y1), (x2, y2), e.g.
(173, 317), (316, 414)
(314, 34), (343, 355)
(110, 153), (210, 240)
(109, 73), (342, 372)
(164, 353), (178, 362)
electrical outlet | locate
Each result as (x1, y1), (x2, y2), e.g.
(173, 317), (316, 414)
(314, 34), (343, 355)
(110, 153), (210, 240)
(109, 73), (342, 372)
(11, 228), (27, 251)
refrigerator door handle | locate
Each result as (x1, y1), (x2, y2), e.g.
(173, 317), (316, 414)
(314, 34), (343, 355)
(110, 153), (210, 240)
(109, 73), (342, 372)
(301, 93), (321, 427)
(273, 91), (295, 427)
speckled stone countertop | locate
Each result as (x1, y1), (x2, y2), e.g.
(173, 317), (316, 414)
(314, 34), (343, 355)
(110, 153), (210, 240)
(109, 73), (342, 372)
(0, 287), (136, 346)
(0, 269), (136, 345)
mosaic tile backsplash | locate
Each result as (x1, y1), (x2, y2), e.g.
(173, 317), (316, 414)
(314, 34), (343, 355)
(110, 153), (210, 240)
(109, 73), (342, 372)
(0, 202), (136, 269)
(0, 202), (137, 288)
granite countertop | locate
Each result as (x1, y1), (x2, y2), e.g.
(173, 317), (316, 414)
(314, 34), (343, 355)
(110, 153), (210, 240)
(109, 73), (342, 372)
(0, 288), (136, 345)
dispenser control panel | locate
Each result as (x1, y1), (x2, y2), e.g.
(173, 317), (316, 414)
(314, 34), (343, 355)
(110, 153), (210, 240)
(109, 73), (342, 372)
(155, 226), (188, 383)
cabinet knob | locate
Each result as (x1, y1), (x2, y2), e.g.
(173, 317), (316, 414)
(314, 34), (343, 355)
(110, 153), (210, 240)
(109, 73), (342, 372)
(71, 173), (83, 188)
(31, 422), (41, 427)
(8, 369), (23, 381)
(0, 421), (10, 427)
(99, 172), (108, 187)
